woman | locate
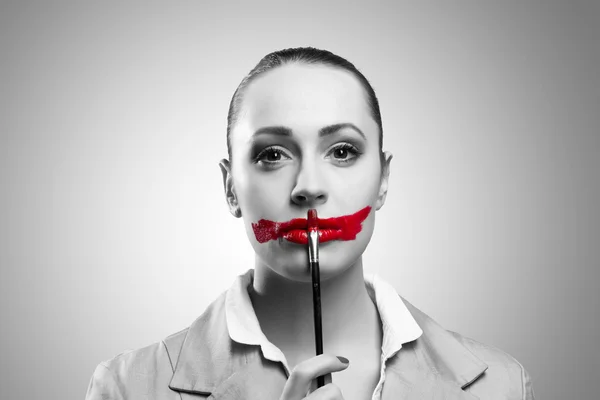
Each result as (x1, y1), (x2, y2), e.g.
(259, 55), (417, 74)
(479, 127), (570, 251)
(85, 47), (535, 400)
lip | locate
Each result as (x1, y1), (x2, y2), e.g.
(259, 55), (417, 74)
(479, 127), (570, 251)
(252, 205), (371, 244)
(280, 229), (345, 245)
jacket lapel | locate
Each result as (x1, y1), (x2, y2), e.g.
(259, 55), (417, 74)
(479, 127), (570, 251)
(167, 292), (287, 399)
(201, 357), (287, 400)
(380, 298), (488, 400)
(167, 290), (487, 399)
(381, 369), (481, 400)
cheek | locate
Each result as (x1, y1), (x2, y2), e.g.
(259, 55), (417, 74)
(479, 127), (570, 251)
(236, 172), (291, 213)
(337, 161), (382, 200)
(339, 173), (379, 196)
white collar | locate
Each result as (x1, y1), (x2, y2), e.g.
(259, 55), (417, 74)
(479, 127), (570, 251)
(225, 268), (423, 375)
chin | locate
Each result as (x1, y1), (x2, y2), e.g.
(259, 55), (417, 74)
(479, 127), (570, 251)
(260, 239), (366, 283)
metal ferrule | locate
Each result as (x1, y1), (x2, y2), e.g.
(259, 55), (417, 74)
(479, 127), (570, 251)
(308, 230), (319, 263)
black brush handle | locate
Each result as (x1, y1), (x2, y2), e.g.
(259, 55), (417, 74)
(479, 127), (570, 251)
(310, 259), (325, 388)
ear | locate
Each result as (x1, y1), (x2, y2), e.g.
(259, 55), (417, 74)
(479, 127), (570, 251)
(219, 159), (242, 218)
(375, 151), (393, 211)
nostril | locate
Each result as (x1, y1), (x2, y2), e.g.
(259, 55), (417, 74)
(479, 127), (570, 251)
(292, 192), (326, 205)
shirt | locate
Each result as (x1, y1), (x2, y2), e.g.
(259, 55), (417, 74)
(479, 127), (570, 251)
(225, 269), (424, 400)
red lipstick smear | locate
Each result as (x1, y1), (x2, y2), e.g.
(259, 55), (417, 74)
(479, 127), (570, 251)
(251, 206), (371, 245)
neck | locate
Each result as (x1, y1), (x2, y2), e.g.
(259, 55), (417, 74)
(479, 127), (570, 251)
(249, 256), (380, 356)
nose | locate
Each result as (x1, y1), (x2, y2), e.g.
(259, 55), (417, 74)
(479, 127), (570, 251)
(290, 160), (328, 207)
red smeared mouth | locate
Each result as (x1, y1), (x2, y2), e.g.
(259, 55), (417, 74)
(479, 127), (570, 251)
(251, 206), (371, 245)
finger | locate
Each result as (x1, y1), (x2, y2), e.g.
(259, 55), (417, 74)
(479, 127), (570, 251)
(304, 383), (344, 400)
(307, 373), (333, 395)
(280, 355), (349, 400)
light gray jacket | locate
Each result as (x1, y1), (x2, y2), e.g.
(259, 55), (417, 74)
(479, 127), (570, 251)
(85, 292), (535, 399)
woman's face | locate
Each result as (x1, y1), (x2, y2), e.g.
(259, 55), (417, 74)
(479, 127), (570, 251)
(220, 63), (392, 282)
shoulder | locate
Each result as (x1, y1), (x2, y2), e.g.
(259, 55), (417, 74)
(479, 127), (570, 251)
(399, 296), (535, 399)
(448, 330), (536, 400)
(85, 292), (229, 399)
(85, 327), (189, 400)
(101, 327), (189, 376)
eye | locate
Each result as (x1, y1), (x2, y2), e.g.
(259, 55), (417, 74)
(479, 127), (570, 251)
(253, 146), (292, 167)
(326, 143), (361, 164)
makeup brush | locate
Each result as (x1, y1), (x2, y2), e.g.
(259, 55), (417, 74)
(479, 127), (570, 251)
(307, 209), (325, 388)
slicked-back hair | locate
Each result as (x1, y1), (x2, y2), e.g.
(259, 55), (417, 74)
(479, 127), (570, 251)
(226, 47), (384, 166)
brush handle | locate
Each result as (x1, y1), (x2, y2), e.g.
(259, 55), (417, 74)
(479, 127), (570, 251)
(307, 209), (324, 388)
(310, 259), (325, 388)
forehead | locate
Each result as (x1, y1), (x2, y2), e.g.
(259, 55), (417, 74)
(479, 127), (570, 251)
(236, 63), (374, 137)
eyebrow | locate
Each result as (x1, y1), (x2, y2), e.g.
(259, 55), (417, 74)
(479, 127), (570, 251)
(252, 123), (366, 140)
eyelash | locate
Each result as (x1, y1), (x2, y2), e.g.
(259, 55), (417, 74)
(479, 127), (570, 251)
(253, 143), (362, 166)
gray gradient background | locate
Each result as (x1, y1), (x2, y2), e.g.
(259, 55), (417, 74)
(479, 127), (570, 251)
(1, 1), (599, 399)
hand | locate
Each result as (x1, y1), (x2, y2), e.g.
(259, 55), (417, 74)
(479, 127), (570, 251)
(279, 354), (350, 400)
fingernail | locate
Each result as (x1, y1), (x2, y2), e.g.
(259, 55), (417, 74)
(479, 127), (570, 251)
(337, 356), (349, 364)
